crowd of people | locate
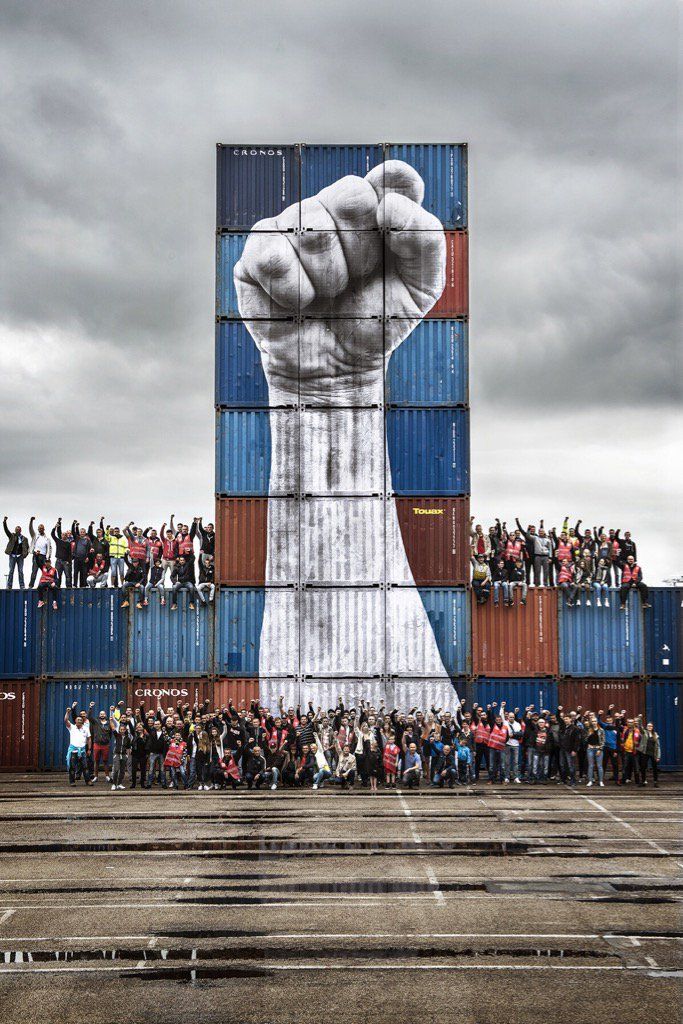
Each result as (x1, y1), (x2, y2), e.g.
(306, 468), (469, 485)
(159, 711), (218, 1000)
(3, 516), (215, 611)
(470, 516), (650, 612)
(61, 695), (662, 792)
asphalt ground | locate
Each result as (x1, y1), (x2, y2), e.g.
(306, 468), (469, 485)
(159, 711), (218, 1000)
(0, 773), (681, 1024)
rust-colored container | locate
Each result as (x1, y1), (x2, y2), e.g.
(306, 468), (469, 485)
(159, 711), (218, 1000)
(216, 497), (267, 586)
(125, 679), (214, 713)
(394, 497), (470, 585)
(427, 231), (468, 318)
(0, 680), (40, 771)
(213, 678), (260, 711)
(472, 588), (559, 678)
(558, 678), (646, 720)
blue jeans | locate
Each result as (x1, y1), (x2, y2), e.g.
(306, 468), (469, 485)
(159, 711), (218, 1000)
(586, 747), (603, 784)
(593, 583), (609, 600)
(313, 768), (330, 788)
(168, 766), (186, 787)
(493, 581), (504, 605)
(7, 554), (25, 589)
(531, 751), (549, 781)
(504, 746), (519, 781)
(146, 752), (166, 787)
(433, 767), (458, 787)
(560, 749), (576, 783)
(110, 557), (126, 586)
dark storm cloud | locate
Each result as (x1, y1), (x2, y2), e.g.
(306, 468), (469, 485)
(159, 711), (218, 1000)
(0, 0), (679, 579)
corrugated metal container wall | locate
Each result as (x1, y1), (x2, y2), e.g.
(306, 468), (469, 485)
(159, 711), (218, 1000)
(645, 588), (683, 676)
(215, 588), (265, 677)
(393, 497), (470, 586)
(386, 320), (468, 406)
(0, 680), (40, 771)
(215, 321), (270, 407)
(259, 677), (301, 712)
(212, 678), (260, 711)
(557, 678), (645, 720)
(473, 678), (559, 714)
(40, 679), (126, 770)
(298, 678), (388, 712)
(129, 592), (211, 677)
(426, 231), (468, 318)
(646, 679), (682, 769)
(216, 144), (299, 231)
(387, 588), (469, 677)
(216, 409), (302, 497)
(0, 591), (37, 678)
(42, 589), (127, 677)
(471, 589), (559, 678)
(386, 408), (469, 495)
(217, 234), (298, 318)
(386, 144), (467, 228)
(302, 498), (384, 584)
(300, 144), (384, 198)
(559, 593), (644, 677)
(126, 679), (213, 711)
(301, 588), (383, 676)
(393, 677), (464, 712)
(215, 498), (269, 586)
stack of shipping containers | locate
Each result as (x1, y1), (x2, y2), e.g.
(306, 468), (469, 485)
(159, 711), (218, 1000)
(644, 588), (683, 769)
(214, 143), (470, 710)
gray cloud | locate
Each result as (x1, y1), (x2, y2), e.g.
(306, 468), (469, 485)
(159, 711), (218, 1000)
(0, 0), (680, 581)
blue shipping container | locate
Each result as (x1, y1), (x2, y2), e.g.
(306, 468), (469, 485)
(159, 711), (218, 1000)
(386, 320), (468, 406)
(129, 591), (211, 677)
(215, 588), (265, 676)
(217, 234), (297, 318)
(40, 678), (126, 770)
(0, 590), (37, 678)
(42, 589), (127, 677)
(473, 678), (559, 715)
(216, 409), (271, 496)
(215, 321), (270, 407)
(217, 144), (299, 230)
(416, 588), (470, 677)
(386, 408), (470, 495)
(559, 592), (644, 677)
(300, 144), (384, 200)
(645, 587), (683, 676)
(646, 679), (683, 770)
(386, 144), (467, 228)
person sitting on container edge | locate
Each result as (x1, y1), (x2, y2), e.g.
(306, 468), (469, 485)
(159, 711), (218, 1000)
(87, 553), (109, 589)
(505, 556), (527, 606)
(491, 556), (507, 606)
(196, 554), (215, 604)
(170, 554), (196, 610)
(557, 558), (576, 606)
(120, 555), (145, 608)
(471, 553), (491, 604)
(37, 558), (59, 609)
(619, 556), (650, 610)
(3, 516), (29, 589)
(592, 558), (610, 607)
(144, 556), (165, 607)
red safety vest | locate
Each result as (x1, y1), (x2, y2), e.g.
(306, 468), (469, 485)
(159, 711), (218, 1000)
(622, 563), (641, 585)
(475, 721), (491, 745)
(128, 536), (148, 561)
(177, 534), (194, 557)
(556, 541), (573, 563)
(39, 566), (57, 586)
(487, 725), (507, 751)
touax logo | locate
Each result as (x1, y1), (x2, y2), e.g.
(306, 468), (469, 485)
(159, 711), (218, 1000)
(135, 688), (189, 698)
(413, 508), (444, 515)
(233, 149), (283, 157)
(0, 692), (17, 700)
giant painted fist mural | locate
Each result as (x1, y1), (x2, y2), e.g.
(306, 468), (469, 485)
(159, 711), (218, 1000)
(216, 145), (469, 710)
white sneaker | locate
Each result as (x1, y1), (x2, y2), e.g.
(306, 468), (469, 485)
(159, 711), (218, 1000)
(596, 599), (602, 608)
(105, 776), (110, 782)
(270, 783), (277, 790)
(514, 778), (521, 783)
(599, 781), (605, 787)
(93, 776), (98, 783)
(605, 598), (610, 607)
(117, 785), (125, 790)
(111, 784), (116, 791)
(312, 783), (318, 790)
(586, 599), (591, 606)
(586, 781), (593, 787)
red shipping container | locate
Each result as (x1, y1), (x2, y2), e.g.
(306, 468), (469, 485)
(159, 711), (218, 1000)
(213, 679), (260, 712)
(427, 231), (468, 318)
(0, 680), (40, 771)
(395, 497), (470, 585)
(216, 497), (267, 586)
(126, 679), (213, 713)
(558, 678), (646, 720)
(472, 589), (559, 678)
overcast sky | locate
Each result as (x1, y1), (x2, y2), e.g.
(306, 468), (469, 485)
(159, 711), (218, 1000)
(0, 0), (680, 582)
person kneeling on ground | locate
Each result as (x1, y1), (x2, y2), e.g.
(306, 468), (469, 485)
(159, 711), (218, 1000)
(243, 746), (268, 789)
(402, 743), (422, 789)
(311, 741), (332, 790)
(431, 745), (458, 788)
(335, 744), (357, 789)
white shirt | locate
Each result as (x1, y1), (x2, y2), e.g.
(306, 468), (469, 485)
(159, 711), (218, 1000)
(33, 534), (50, 556)
(68, 724), (88, 750)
